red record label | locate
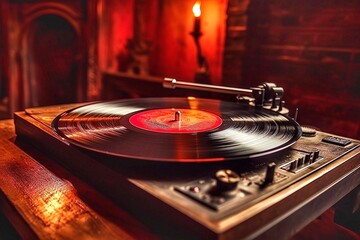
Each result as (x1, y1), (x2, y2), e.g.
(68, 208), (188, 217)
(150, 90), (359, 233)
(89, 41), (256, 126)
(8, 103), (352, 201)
(129, 108), (223, 133)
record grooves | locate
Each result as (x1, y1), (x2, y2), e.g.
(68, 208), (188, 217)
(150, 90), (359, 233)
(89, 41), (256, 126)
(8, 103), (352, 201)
(52, 97), (302, 162)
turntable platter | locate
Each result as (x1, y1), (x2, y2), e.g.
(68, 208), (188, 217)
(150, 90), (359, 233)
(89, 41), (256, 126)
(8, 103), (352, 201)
(52, 97), (301, 162)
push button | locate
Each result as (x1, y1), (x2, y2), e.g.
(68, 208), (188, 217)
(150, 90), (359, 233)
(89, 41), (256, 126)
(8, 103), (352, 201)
(322, 136), (351, 146)
(313, 150), (320, 162)
(304, 154), (311, 164)
(290, 160), (297, 171)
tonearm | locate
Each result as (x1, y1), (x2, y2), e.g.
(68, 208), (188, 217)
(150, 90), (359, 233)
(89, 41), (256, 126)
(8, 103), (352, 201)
(163, 78), (287, 114)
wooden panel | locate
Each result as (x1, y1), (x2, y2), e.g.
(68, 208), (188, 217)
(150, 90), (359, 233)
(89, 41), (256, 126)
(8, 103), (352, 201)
(0, 120), (155, 239)
(242, 1), (360, 139)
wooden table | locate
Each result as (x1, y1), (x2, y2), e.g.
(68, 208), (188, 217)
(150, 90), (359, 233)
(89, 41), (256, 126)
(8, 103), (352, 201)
(1, 117), (359, 239)
(0, 119), (156, 239)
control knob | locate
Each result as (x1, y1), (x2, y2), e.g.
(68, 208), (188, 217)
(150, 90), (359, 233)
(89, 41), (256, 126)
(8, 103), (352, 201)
(214, 169), (240, 193)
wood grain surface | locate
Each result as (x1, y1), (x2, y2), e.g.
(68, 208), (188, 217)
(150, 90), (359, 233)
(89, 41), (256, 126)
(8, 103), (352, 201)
(0, 119), (156, 240)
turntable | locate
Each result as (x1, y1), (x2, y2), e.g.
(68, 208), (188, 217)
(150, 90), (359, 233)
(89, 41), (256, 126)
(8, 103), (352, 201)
(13, 79), (360, 239)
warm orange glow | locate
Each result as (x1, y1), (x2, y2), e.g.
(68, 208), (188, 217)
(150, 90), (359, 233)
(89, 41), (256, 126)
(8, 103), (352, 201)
(41, 191), (66, 224)
(34, 181), (82, 227)
(192, 1), (201, 17)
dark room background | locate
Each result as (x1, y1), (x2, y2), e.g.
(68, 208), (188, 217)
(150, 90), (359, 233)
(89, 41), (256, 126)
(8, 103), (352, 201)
(0, 0), (359, 139)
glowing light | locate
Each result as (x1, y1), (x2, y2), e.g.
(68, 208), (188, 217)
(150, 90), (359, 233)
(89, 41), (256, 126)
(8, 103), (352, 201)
(33, 181), (83, 227)
(188, 97), (199, 110)
(42, 191), (65, 220)
(192, 1), (201, 17)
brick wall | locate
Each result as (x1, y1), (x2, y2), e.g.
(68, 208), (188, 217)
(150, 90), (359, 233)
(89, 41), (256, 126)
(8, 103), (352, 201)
(224, 0), (360, 139)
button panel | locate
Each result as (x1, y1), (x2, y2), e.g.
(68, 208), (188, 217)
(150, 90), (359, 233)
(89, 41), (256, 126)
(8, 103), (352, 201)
(173, 132), (358, 212)
(281, 150), (323, 173)
(322, 136), (352, 146)
(175, 169), (287, 210)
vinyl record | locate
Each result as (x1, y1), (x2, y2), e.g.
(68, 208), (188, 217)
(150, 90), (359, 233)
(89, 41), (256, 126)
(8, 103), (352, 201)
(52, 97), (302, 162)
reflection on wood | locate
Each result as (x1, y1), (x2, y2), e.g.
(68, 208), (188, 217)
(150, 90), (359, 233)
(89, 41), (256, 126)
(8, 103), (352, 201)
(0, 120), (155, 239)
